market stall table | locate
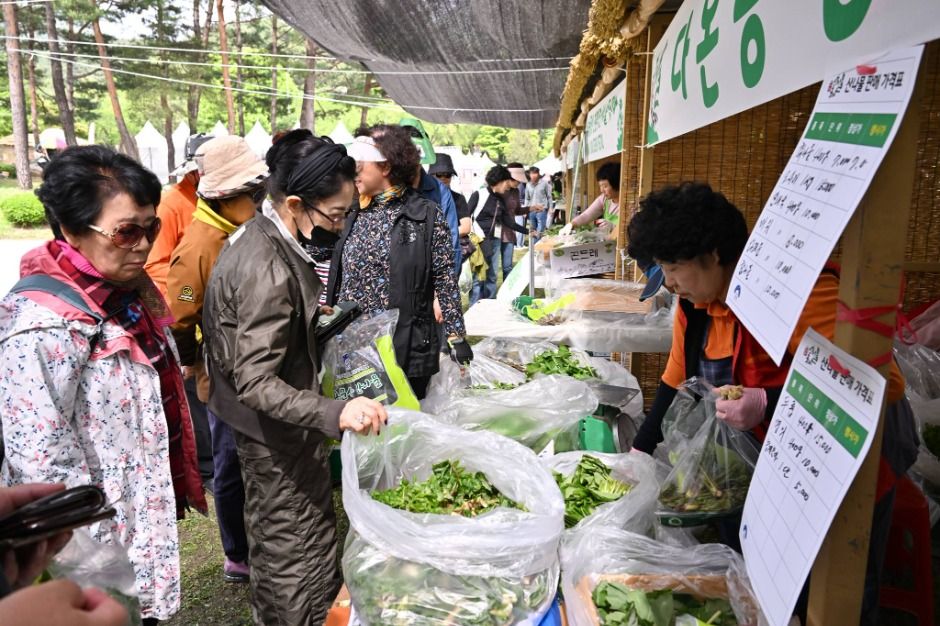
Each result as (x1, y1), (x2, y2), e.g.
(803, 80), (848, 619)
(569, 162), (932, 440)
(463, 298), (672, 354)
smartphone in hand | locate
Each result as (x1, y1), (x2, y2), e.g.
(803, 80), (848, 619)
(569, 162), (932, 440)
(0, 485), (115, 549)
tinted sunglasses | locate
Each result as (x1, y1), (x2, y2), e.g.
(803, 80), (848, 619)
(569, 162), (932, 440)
(89, 217), (162, 249)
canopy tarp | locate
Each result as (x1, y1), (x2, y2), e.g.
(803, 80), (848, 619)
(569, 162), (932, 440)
(261, 0), (591, 129)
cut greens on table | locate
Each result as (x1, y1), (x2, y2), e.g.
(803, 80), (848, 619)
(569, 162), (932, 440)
(592, 581), (737, 626)
(371, 460), (523, 517)
(526, 345), (597, 381)
(554, 455), (632, 528)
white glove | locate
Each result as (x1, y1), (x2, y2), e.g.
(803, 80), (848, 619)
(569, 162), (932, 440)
(559, 223), (573, 236)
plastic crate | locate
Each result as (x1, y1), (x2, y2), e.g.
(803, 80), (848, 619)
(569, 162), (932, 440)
(578, 416), (616, 453)
(538, 596), (563, 625)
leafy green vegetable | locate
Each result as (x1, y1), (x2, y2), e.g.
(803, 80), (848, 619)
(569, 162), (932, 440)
(470, 382), (521, 391)
(553, 455), (632, 528)
(345, 533), (553, 625)
(371, 460), (524, 517)
(592, 581), (736, 626)
(525, 345), (597, 381)
(659, 445), (750, 515)
(924, 424), (940, 458)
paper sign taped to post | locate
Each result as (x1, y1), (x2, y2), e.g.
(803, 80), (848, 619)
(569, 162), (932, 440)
(740, 328), (886, 626)
(728, 45), (923, 364)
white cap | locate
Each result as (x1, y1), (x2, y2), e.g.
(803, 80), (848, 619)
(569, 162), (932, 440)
(347, 136), (386, 163)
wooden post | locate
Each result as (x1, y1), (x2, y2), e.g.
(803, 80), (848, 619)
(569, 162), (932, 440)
(806, 63), (924, 626)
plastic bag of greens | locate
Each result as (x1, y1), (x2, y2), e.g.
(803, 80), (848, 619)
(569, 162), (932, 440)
(561, 527), (763, 626)
(426, 374), (598, 454)
(321, 309), (420, 410)
(48, 529), (143, 626)
(542, 451), (660, 533)
(342, 408), (564, 626)
(656, 378), (760, 527)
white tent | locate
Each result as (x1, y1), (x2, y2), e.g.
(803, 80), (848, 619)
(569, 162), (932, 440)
(171, 122), (191, 170)
(211, 120), (230, 137)
(245, 121), (272, 158)
(135, 121), (169, 184)
(328, 121), (355, 146)
(531, 153), (563, 176)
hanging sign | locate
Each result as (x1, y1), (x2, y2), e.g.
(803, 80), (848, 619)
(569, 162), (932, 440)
(584, 79), (626, 162)
(740, 328), (886, 626)
(646, 0), (940, 146)
(727, 45), (923, 365)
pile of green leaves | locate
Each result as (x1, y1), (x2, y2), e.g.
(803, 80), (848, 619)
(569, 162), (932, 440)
(371, 460), (523, 517)
(923, 424), (940, 458)
(525, 345), (597, 380)
(345, 535), (553, 626)
(659, 446), (750, 515)
(593, 581), (737, 626)
(554, 455), (632, 528)
(470, 381), (521, 391)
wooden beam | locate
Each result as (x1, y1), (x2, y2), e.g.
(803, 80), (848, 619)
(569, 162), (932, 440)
(903, 261), (940, 272)
(807, 63), (925, 626)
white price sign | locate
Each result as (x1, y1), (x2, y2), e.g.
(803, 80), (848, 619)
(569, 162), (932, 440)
(549, 242), (616, 279)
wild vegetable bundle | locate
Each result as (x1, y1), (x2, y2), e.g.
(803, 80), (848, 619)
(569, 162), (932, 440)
(554, 455), (632, 529)
(592, 581), (737, 626)
(526, 345), (598, 380)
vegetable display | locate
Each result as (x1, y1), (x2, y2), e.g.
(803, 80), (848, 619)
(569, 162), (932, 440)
(345, 535), (554, 626)
(658, 445), (750, 515)
(592, 581), (737, 626)
(471, 381), (521, 391)
(554, 455), (633, 528)
(526, 345), (598, 380)
(371, 460), (523, 517)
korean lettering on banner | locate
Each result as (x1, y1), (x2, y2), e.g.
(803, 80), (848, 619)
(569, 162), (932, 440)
(727, 45), (923, 365)
(549, 242), (616, 280)
(646, 0), (940, 146)
(584, 79), (626, 163)
(740, 328), (885, 626)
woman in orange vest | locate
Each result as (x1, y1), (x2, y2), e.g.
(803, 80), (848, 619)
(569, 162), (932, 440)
(627, 182), (917, 626)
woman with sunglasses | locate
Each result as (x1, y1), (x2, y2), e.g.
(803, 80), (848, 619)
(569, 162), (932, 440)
(0, 145), (207, 624)
(202, 130), (387, 625)
(164, 135), (267, 585)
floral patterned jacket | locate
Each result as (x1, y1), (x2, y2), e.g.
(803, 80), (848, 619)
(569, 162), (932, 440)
(0, 243), (205, 620)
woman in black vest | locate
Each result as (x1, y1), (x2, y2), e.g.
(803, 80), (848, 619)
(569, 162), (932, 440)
(327, 126), (471, 399)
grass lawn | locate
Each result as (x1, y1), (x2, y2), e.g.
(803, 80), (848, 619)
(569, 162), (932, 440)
(166, 488), (349, 625)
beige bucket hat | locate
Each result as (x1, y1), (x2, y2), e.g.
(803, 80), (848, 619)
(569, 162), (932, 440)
(195, 135), (269, 200)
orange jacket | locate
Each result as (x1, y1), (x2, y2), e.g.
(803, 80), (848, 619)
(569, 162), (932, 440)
(145, 174), (198, 299)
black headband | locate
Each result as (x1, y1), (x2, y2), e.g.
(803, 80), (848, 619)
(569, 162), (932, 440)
(285, 141), (348, 198)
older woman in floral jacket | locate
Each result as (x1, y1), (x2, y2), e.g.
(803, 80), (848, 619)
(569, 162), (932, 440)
(0, 146), (206, 624)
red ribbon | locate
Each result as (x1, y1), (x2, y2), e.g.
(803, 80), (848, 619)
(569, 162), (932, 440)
(836, 300), (916, 368)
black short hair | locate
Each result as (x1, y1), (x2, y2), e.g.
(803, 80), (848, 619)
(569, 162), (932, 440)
(369, 124), (420, 187)
(627, 182), (748, 267)
(36, 145), (162, 240)
(485, 165), (512, 188)
(596, 162), (621, 191)
(506, 161), (524, 169)
(265, 129), (356, 204)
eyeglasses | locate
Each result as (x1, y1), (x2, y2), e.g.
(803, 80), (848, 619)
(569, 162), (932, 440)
(88, 218), (162, 249)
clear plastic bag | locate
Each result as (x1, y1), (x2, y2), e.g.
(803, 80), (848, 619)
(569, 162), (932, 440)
(49, 529), (143, 626)
(561, 527), (764, 626)
(424, 374), (598, 454)
(894, 341), (940, 399)
(542, 451), (660, 534)
(656, 378), (760, 527)
(321, 309), (420, 410)
(547, 279), (667, 325)
(341, 408), (564, 625)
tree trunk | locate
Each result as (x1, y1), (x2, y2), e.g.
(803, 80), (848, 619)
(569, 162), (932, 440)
(359, 75), (373, 128)
(216, 0), (236, 134)
(234, 2), (245, 136)
(24, 33), (41, 147)
(299, 39), (317, 131)
(66, 18), (76, 113)
(157, 0), (175, 182)
(3, 2), (33, 189)
(187, 0), (213, 131)
(91, 13), (139, 159)
(269, 16), (278, 133)
(45, 2), (77, 146)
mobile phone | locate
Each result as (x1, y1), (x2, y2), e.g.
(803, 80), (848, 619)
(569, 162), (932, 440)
(316, 302), (361, 345)
(0, 485), (116, 549)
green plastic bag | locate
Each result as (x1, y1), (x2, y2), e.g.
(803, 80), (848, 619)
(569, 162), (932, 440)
(322, 310), (419, 410)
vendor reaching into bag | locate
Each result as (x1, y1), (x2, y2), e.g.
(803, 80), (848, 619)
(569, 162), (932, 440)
(626, 181), (917, 626)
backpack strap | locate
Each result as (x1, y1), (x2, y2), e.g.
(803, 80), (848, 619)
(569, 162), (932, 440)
(10, 275), (108, 351)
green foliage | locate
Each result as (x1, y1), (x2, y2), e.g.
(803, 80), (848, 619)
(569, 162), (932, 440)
(553, 455), (631, 528)
(592, 582), (737, 626)
(371, 459), (523, 517)
(0, 163), (16, 177)
(525, 345), (598, 380)
(0, 191), (46, 227)
(506, 128), (540, 165)
(475, 126), (510, 161)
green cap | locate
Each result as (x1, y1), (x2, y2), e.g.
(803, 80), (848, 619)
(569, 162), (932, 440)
(399, 116), (436, 165)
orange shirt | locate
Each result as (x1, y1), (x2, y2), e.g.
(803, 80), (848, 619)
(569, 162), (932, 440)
(662, 273), (905, 403)
(145, 175), (198, 298)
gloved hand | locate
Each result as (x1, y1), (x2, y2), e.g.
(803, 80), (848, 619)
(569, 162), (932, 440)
(714, 386), (767, 431)
(448, 337), (474, 365)
(559, 223), (573, 236)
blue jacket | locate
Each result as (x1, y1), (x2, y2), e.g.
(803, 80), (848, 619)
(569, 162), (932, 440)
(417, 169), (460, 274)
